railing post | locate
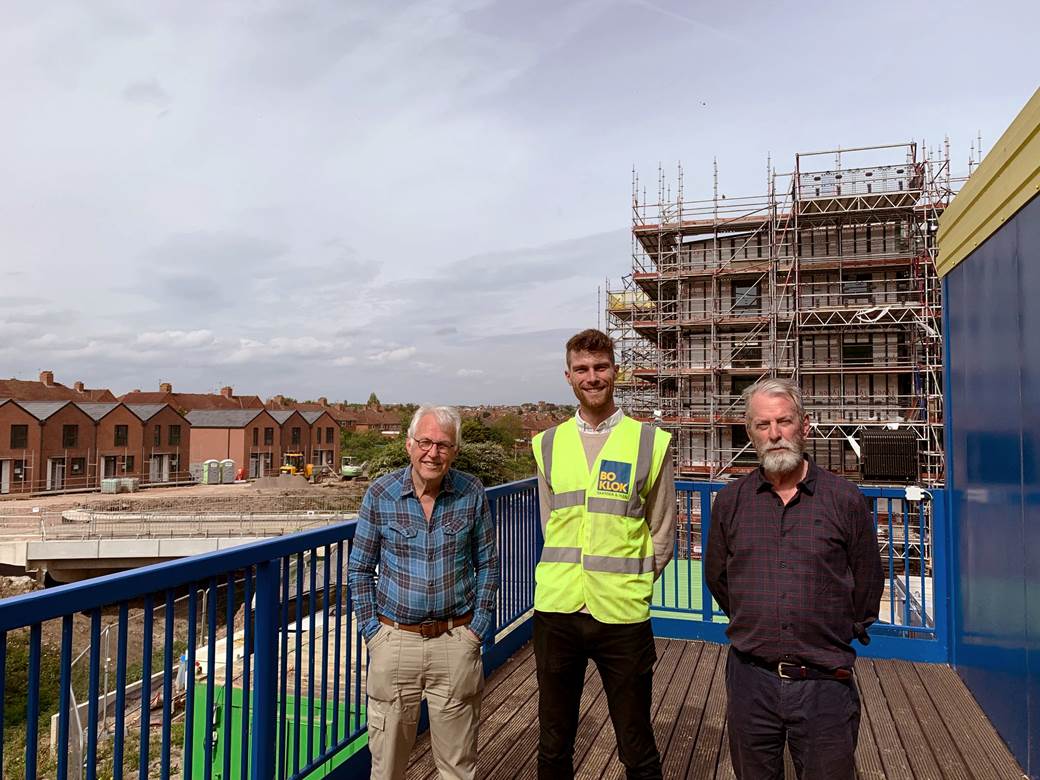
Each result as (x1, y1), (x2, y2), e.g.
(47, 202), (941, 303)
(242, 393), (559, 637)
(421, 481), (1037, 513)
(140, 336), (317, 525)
(251, 559), (280, 779)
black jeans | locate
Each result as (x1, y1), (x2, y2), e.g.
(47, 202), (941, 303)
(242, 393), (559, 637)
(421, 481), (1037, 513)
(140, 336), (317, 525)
(534, 610), (662, 780)
(725, 647), (861, 780)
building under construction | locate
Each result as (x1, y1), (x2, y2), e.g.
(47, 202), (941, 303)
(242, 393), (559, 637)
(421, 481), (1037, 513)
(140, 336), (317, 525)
(607, 142), (962, 485)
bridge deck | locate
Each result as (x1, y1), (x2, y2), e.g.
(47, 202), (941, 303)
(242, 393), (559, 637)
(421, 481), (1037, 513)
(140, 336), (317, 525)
(403, 639), (1022, 779)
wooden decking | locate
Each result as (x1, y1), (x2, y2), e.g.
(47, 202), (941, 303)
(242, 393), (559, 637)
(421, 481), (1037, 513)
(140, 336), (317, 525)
(404, 639), (1023, 779)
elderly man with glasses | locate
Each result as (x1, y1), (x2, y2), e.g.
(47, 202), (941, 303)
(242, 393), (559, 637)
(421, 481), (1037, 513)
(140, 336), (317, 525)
(348, 405), (499, 780)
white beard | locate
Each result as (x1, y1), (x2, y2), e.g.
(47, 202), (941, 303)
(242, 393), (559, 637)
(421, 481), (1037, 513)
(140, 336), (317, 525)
(761, 446), (803, 475)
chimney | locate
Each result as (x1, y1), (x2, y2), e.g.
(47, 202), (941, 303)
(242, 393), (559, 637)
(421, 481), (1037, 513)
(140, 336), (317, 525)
(74, 381), (85, 393)
(39, 370), (54, 387)
(318, 397), (328, 407)
(220, 386), (233, 399)
(159, 382), (172, 393)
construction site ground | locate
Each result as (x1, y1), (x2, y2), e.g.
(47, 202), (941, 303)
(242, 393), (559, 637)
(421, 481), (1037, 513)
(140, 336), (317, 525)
(0, 476), (369, 516)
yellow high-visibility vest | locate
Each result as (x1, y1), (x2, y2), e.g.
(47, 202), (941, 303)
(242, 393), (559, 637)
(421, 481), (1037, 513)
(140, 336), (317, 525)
(532, 416), (671, 623)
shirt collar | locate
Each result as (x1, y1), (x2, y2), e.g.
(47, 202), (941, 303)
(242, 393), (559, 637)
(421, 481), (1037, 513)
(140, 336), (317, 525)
(398, 466), (457, 499)
(574, 406), (624, 434)
(754, 453), (818, 495)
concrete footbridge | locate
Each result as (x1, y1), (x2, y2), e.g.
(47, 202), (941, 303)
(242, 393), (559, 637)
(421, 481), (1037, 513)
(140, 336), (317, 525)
(0, 508), (356, 583)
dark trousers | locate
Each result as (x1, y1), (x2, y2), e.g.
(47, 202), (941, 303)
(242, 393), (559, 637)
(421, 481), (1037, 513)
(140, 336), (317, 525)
(534, 610), (662, 780)
(725, 647), (861, 780)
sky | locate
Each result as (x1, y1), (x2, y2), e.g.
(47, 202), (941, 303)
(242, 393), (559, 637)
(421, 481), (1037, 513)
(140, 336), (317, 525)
(1, 0), (1037, 405)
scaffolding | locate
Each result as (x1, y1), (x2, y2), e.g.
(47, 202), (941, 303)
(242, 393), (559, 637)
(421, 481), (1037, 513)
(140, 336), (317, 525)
(608, 142), (960, 486)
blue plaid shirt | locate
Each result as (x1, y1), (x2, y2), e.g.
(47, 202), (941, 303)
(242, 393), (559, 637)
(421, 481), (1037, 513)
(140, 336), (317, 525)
(347, 466), (499, 641)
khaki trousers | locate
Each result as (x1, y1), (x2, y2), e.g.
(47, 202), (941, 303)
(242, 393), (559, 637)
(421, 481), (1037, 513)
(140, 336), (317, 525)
(366, 623), (485, 780)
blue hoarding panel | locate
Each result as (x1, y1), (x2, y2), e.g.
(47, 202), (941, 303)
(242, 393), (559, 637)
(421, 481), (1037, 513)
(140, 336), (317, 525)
(947, 192), (1040, 776)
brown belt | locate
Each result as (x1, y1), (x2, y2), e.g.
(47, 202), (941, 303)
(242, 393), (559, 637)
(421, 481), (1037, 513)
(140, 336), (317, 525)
(378, 612), (472, 639)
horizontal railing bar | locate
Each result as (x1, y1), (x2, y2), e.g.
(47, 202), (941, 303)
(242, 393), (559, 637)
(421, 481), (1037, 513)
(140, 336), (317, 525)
(0, 520), (358, 630)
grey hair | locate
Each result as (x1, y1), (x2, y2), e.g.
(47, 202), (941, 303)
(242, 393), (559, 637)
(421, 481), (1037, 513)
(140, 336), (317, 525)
(407, 404), (462, 444)
(742, 378), (805, 424)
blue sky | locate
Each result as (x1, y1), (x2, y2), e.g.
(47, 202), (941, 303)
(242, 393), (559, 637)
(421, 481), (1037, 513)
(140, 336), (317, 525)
(1, 0), (1037, 404)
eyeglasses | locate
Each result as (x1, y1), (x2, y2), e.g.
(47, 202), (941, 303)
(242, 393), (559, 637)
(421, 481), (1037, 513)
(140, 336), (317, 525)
(411, 437), (457, 453)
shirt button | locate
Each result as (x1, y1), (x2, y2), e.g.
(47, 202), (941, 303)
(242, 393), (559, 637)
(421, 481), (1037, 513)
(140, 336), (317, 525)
(780, 562), (786, 569)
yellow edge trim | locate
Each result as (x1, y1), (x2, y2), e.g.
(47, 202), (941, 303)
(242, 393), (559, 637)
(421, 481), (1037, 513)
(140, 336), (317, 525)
(937, 87), (1040, 278)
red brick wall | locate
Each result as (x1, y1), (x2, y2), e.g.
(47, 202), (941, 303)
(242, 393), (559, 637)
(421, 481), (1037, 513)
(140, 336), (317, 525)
(278, 412), (310, 463)
(145, 407), (191, 482)
(39, 404), (97, 491)
(96, 406), (145, 481)
(0, 404), (42, 494)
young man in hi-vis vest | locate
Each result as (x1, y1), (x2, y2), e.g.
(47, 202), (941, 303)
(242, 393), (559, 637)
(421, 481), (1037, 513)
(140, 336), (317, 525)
(532, 329), (675, 780)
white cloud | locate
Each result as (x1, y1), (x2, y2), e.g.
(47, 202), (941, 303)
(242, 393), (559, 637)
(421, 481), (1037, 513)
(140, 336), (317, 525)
(368, 347), (417, 364)
(0, 1), (1037, 402)
(457, 368), (484, 377)
(136, 329), (216, 349)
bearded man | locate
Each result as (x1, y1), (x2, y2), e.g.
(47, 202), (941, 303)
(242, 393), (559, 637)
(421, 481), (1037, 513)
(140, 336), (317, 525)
(706, 378), (883, 780)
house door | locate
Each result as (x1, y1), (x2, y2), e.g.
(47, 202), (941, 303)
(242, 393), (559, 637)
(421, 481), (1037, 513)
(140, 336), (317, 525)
(151, 455), (170, 482)
(0, 460), (9, 494)
(49, 459), (65, 491)
(103, 456), (118, 478)
(249, 454), (260, 479)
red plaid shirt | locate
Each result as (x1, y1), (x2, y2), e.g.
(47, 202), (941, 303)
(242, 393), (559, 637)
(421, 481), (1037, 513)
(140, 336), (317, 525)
(706, 456), (884, 670)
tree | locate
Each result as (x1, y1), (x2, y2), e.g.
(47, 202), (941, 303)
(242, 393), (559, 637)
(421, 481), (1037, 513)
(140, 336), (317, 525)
(366, 439), (525, 488)
(489, 413), (523, 446)
(367, 392), (381, 408)
(461, 417), (502, 445)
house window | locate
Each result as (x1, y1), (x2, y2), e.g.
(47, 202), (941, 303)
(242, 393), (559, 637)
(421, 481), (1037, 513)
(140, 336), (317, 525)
(124, 455), (135, 472)
(842, 337), (873, 366)
(732, 341), (763, 368)
(10, 425), (28, 449)
(253, 428), (259, 446)
(154, 425), (161, 447)
(168, 425), (181, 446)
(732, 281), (760, 313)
(731, 376), (756, 398)
(291, 427), (301, 445)
(63, 425), (79, 448)
(731, 425), (757, 464)
(264, 427), (274, 446)
(316, 427), (322, 445)
(170, 454), (179, 473)
(327, 427), (335, 445)
(845, 273), (872, 302)
(114, 425), (128, 447)
(71, 457), (85, 474)
(14, 460), (24, 481)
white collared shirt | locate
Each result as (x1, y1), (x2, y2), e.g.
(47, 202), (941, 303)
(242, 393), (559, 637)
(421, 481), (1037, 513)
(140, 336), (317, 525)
(574, 406), (624, 435)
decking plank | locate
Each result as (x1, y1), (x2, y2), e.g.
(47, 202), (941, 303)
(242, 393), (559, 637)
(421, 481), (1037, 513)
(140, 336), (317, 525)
(394, 638), (1025, 780)
(852, 665), (888, 780)
(407, 647), (540, 779)
(681, 643), (728, 779)
(892, 659), (972, 780)
(574, 638), (685, 780)
(490, 653), (604, 779)
(628, 639), (702, 780)
(915, 663), (1022, 780)
(874, 658), (944, 779)
(405, 644), (535, 772)
(848, 659), (915, 780)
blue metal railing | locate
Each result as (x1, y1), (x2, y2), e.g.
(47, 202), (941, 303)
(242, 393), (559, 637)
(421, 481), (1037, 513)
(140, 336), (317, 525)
(0, 476), (541, 780)
(650, 480), (950, 663)
(0, 474), (951, 777)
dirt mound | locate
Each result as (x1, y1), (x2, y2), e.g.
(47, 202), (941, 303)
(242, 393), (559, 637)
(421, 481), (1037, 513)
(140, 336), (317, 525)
(250, 474), (313, 492)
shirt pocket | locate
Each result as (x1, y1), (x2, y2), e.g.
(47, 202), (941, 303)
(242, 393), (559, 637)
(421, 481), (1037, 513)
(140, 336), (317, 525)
(386, 519), (417, 556)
